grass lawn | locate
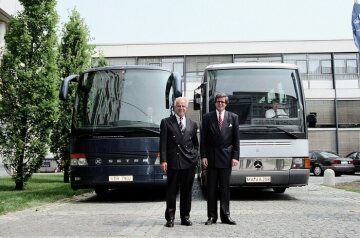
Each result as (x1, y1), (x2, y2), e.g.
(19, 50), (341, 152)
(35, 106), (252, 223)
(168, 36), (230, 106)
(335, 181), (360, 193)
(0, 173), (90, 215)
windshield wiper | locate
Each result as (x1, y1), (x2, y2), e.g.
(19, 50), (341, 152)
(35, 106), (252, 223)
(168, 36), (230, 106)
(110, 126), (160, 135)
(239, 125), (298, 139)
(265, 126), (298, 139)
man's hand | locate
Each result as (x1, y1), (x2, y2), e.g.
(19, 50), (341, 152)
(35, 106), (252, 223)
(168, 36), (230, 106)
(201, 158), (208, 170)
(160, 162), (167, 172)
(232, 159), (238, 167)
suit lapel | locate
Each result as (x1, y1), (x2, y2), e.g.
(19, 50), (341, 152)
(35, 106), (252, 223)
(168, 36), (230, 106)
(222, 111), (229, 131)
(210, 111), (221, 134)
(169, 116), (181, 134)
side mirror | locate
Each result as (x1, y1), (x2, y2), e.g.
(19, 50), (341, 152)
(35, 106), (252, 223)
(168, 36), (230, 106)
(172, 72), (182, 98)
(165, 72), (182, 109)
(193, 93), (201, 110)
(59, 75), (78, 100)
(306, 112), (317, 128)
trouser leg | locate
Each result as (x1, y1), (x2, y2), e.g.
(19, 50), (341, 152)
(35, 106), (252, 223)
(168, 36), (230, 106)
(179, 166), (196, 220)
(219, 168), (232, 220)
(207, 168), (218, 219)
(165, 169), (179, 221)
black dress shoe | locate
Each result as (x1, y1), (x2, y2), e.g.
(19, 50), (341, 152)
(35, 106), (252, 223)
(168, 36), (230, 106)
(165, 219), (174, 227)
(205, 217), (217, 225)
(181, 219), (192, 226)
(221, 216), (236, 225)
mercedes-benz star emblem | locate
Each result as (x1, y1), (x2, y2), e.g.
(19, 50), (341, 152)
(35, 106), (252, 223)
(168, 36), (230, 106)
(254, 160), (263, 169)
(95, 158), (102, 165)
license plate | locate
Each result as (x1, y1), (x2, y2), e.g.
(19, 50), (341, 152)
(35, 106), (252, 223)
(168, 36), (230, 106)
(246, 176), (271, 183)
(341, 161), (348, 165)
(109, 175), (133, 182)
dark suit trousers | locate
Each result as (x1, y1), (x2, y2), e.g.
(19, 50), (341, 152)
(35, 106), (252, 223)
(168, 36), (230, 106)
(165, 167), (196, 221)
(207, 167), (232, 220)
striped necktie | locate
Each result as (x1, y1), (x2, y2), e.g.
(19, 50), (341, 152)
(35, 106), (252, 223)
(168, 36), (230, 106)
(218, 112), (223, 129)
(179, 117), (184, 131)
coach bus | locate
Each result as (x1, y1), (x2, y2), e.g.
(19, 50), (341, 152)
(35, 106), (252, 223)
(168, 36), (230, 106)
(194, 63), (310, 193)
(59, 65), (182, 196)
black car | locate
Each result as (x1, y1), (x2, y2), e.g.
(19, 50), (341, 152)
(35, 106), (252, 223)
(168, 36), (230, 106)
(309, 150), (355, 176)
(345, 151), (360, 173)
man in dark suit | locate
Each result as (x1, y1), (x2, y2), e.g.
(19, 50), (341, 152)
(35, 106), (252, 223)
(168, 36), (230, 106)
(201, 93), (239, 225)
(160, 97), (199, 228)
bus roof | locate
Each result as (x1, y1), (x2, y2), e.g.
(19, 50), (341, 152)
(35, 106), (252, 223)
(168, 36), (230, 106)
(82, 65), (172, 74)
(205, 62), (298, 70)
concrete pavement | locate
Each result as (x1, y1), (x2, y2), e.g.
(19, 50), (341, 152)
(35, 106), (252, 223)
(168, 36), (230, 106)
(0, 176), (360, 237)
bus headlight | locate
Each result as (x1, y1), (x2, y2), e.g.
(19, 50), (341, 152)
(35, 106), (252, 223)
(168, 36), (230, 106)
(70, 153), (88, 166)
(292, 157), (310, 169)
(77, 158), (88, 166)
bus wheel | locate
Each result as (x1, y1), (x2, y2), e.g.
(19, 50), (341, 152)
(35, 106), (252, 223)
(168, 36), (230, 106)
(273, 188), (286, 193)
(313, 166), (323, 176)
(95, 188), (109, 197)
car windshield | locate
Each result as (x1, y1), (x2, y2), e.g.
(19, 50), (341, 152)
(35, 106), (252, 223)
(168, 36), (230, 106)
(73, 68), (172, 130)
(319, 151), (340, 158)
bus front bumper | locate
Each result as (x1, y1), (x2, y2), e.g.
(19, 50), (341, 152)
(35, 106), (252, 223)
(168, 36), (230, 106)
(229, 169), (309, 188)
(70, 165), (166, 190)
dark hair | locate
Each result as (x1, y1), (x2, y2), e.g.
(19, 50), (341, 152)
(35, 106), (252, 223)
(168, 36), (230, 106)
(215, 93), (229, 104)
(271, 99), (279, 104)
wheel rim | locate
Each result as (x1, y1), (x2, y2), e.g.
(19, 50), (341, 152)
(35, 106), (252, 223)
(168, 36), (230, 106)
(314, 166), (322, 176)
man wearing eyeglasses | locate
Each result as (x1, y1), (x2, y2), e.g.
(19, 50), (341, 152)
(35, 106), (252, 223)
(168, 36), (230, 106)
(200, 92), (239, 225)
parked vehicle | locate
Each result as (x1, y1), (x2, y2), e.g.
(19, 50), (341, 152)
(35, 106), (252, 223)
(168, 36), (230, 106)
(309, 150), (354, 176)
(194, 63), (310, 194)
(345, 151), (360, 173)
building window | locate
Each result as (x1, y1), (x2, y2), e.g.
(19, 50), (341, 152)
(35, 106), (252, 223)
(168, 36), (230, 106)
(306, 100), (335, 127)
(337, 100), (360, 128)
(334, 53), (360, 88)
(321, 60), (332, 74)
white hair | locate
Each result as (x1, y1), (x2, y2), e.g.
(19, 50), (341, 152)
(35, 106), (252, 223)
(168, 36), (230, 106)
(174, 97), (189, 107)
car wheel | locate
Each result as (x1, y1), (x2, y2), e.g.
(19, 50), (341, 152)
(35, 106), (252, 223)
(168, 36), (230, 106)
(273, 187), (286, 193)
(313, 165), (323, 176)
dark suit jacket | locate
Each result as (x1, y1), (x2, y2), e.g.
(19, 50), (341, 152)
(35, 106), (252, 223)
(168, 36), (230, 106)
(160, 115), (199, 170)
(200, 110), (239, 168)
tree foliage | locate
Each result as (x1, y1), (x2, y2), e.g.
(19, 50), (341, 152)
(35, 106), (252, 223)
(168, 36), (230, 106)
(50, 8), (94, 182)
(0, 0), (58, 190)
(93, 50), (108, 67)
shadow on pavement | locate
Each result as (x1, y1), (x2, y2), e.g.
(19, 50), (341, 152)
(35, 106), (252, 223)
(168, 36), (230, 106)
(230, 187), (296, 201)
(82, 186), (167, 203)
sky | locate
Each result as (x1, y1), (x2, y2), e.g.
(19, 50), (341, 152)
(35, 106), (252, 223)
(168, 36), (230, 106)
(56, 0), (356, 44)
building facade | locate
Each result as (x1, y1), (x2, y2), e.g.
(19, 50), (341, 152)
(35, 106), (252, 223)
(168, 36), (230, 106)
(95, 39), (360, 156)
(0, 0), (21, 50)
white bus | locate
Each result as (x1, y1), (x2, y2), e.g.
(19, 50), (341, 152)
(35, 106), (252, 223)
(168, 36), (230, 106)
(194, 63), (310, 193)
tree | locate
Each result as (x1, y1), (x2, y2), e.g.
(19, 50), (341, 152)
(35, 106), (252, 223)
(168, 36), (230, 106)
(0, 0), (58, 190)
(50, 8), (94, 183)
(93, 50), (108, 67)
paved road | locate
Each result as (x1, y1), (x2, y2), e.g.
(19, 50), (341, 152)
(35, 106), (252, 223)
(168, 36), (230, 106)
(1, 175), (360, 237)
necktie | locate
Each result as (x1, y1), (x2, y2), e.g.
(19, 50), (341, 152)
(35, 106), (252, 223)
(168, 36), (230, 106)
(179, 117), (184, 131)
(218, 112), (223, 129)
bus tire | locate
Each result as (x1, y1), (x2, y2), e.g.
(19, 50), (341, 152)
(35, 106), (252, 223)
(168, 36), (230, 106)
(273, 187), (286, 193)
(95, 188), (109, 197)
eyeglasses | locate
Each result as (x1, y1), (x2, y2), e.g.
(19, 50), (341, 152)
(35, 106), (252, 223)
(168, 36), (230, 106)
(216, 101), (226, 104)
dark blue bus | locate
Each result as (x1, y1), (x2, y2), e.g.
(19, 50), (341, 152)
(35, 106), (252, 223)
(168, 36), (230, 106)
(59, 65), (182, 196)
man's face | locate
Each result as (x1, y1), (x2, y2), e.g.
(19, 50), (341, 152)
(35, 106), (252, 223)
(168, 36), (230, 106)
(175, 99), (187, 117)
(215, 97), (227, 112)
(272, 102), (279, 110)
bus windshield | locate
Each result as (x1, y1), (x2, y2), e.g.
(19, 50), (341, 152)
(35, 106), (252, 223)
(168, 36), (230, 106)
(73, 69), (171, 130)
(207, 68), (305, 137)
